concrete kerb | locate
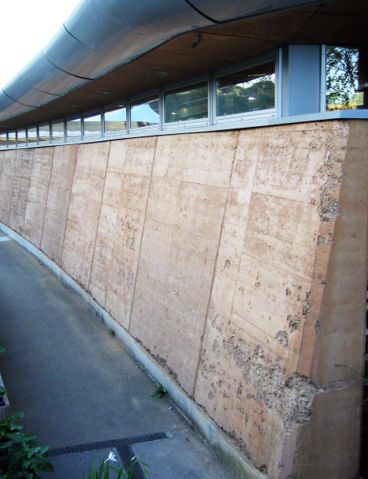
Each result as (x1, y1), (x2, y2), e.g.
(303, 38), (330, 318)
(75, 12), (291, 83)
(0, 222), (266, 479)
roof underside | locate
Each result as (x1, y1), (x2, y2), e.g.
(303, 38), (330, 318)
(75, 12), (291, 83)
(0, 0), (367, 132)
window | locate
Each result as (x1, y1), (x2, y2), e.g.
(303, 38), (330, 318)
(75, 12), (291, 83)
(84, 114), (101, 138)
(0, 133), (6, 147)
(39, 124), (50, 143)
(130, 97), (159, 129)
(326, 46), (368, 111)
(104, 107), (126, 135)
(165, 84), (208, 123)
(216, 62), (276, 117)
(27, 127), (37, 144)
(52, 122), (65, 143)
(66, 118), (81, 141)
(16, 129), (26, 146)
(7, 132), (16, 146)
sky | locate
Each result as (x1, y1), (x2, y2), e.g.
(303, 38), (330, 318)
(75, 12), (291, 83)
(0, 0), (81, 88)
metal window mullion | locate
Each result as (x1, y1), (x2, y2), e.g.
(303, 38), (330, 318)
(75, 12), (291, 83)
(276, 47), (283, 118)
(159, 90), (164, 131)
(101, 111), (105, 138)
(127, 104), (131, 134)
(209, 72), (215, 126)
(320, 45), (327, 113)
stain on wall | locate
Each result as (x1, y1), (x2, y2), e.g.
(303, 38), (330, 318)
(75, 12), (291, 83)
(62, 142), (109, 289)
(8, 149), (34, 235)
(89, 137), (157, 328)
(24, 147), (54, 247)
(129, 132), (238, 394)
(41, 145), (78, 264)
(0, 149), (16, 224)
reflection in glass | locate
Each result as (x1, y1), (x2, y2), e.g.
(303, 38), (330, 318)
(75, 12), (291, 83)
(165, 84), (208, 123)
(131, 98), (159, 128)
(84, 114), (101, 138)
(39, 124), (50, 143)
(0, 133), (7, 147)
(8, 132), (16, 145)
(326, 46), (368, 110)
(67, 118), (81, 141)
(27, 127), (37, 144)
(104, 107), (126, 135)
(52, 122), (65, 143)
(17, 130), (26, 145)
(216, 62), (275, 116)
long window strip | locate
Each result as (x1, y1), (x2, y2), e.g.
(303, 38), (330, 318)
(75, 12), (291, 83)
(2, 45), (368, 150)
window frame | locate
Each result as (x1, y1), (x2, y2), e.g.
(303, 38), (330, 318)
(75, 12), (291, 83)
(103, 104), (127, 137)
(129, 92), (160, 133)
(163, 75), (210, 129)
(214, 52), (278, 124)
(51, 120), (66, 144)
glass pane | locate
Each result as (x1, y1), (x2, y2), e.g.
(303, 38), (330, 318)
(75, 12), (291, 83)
(27, 127), (37, 144)
(104, 107), (126, 135)
(39, 124), (50, 143)
(165, 84), (208, 123)
(131, 98), (159, 128)
(0, 133), (7, 147)
(8, 132), (16, 146)
(326, 46), (368, 111)
(84, 114), (101, 138)
(17, 129), (26, 145)
(52, 122), (65, 143)
(66, 118), (81, 140)
(216, 62), (275, 116)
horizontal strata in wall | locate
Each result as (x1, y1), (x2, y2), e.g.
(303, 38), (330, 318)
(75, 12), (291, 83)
(0, 120), (366, 478)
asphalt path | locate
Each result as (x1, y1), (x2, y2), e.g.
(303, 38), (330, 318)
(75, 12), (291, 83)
(0, 231), (230, 478)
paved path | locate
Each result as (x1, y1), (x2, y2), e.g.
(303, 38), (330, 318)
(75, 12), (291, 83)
(0, 231), (231, 478)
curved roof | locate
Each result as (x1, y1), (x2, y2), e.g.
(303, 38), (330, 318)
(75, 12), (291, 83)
(0, 0), (366, 131)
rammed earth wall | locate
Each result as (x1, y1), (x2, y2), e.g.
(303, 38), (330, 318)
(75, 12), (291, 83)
(0, 120), (367, 478)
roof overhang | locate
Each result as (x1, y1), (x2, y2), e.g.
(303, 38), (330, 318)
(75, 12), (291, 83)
(0, 0), (367, 132)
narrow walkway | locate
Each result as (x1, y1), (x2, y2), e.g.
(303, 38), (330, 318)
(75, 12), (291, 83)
(0, 231), (231, 478)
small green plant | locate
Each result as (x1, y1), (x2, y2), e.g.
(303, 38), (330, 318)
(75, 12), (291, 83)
(151, 383), (167, 398)
(0, 412), (54, 478)
(84, 452), (148, 479)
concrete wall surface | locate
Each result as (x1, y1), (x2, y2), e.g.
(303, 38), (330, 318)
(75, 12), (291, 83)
(0, 120), (366, 478)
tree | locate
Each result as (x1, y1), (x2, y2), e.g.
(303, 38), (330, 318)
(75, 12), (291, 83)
(326, 47), (360, 110)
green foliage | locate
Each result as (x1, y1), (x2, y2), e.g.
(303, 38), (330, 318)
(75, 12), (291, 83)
(326, 46), (361, 110)
(83, 454), (148, 479)
(151, 384), (167, 398)
(0, 413), (54, 478)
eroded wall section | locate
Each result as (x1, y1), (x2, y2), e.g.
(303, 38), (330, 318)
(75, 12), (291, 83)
(0, 120), (366, 479)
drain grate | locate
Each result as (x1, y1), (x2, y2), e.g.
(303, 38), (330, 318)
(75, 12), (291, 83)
(46, 431), (168, 457)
